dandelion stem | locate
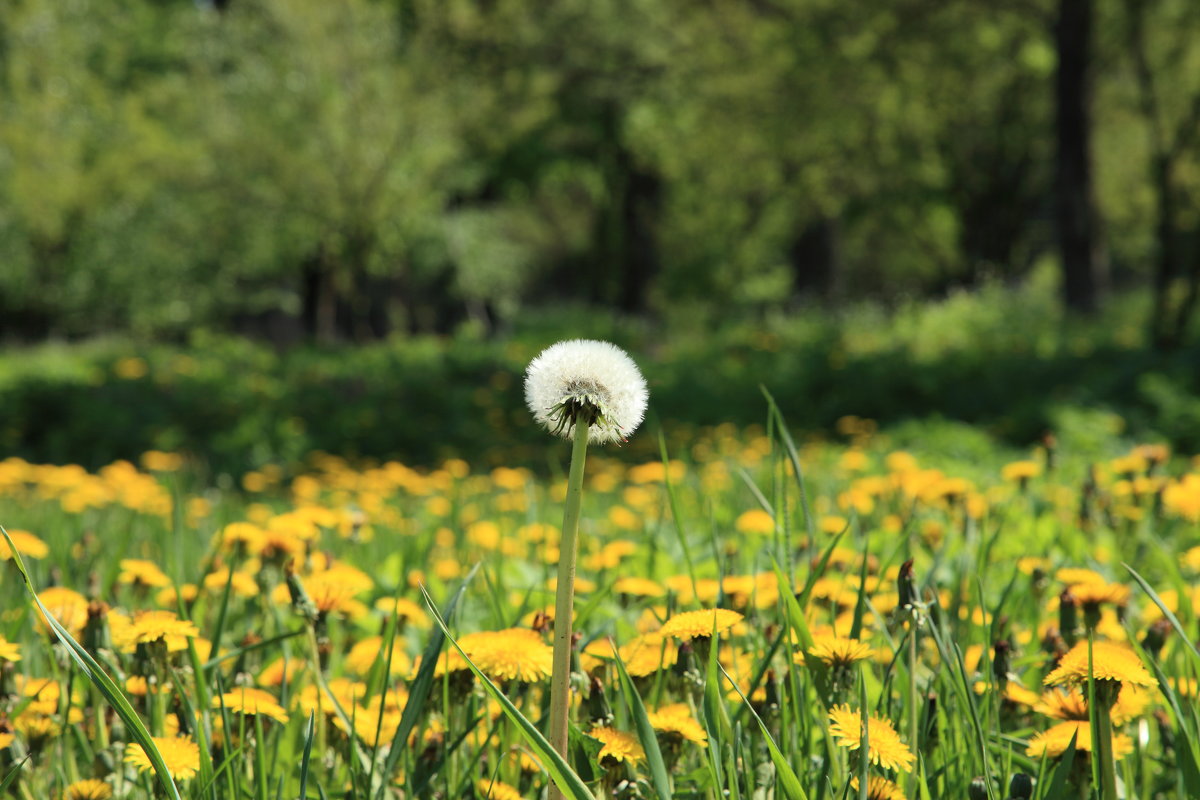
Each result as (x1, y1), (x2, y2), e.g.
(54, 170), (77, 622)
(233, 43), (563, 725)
(547, 417), (590, 800)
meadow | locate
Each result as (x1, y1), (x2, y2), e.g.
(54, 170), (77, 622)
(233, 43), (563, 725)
(1, 384), (1198, 800)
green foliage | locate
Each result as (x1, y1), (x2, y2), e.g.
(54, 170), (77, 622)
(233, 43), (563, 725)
(0, 283), (1192, 475)
(1, 0), (1199, 337)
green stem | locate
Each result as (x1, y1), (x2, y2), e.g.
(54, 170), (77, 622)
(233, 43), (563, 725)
(907, 614), (920, 795)
(1096, 702), (1119, 800)
(547, 419), (591, 800)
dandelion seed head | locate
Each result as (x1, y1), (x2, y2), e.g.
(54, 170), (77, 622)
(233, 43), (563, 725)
(524, 339), (648, 444)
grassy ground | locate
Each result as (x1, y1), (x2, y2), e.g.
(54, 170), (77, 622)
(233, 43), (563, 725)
(1, 398), (1198, 799)
(3, 278), (1199, 479)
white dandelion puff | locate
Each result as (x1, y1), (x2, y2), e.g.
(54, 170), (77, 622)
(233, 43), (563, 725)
(524, 339), (649, 444)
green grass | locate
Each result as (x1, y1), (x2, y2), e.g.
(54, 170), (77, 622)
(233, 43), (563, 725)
(1, 394), (1198, 799)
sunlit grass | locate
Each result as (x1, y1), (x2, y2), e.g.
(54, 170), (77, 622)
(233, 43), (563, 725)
(1, 412), (1198, 799)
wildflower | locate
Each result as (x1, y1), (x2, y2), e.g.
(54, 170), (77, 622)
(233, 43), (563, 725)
(827, 704), (916, 773)
(0, 635), (21, 662)
(459, 628), (554, 683)
(116, 610), (200, 652)
(202, 568), (260, 598)
(373, 597), (432, 629)
(1026, 721), (1133, 759)
(1044, 641), (1154, 688)
(849, 776), (906, 800)
(475, 779), (523, 800)
(613, 577), (667, 599)
(63, 779), (114, 800)
(117, 559), (172, 589)
(1035, 685), (1151, 726)
(36, 587), (89, 635)
(1002, 460), (1042, 484)
(647, 704), (707, 746)
(735, 509), (775, 535)
(0, 529), (49, 560)
(14, 713), (60, 746)
(124, 736), (201, 781)
(589, 726), (645, 765)
(213, 687), (290, 724)
(524, 339), (648, 444)
(660, 609), (743, 640)
(796, 636), (875, 669)
(346, 636), (412, 677)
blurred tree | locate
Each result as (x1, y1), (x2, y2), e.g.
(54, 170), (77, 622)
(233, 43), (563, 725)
(190, 0), (464, 341)
(1117, 0), (1200, 348)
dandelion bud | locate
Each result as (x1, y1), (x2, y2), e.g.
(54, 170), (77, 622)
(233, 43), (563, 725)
(897, 559), (917, 612)
(992, 640), (1011, 693)
(1009, 772), (1034, 799)
(524, 340), (648, 444)
(1141, 618), (1172, 659)
(587, 675), (613, 727)
(1058, 589), (1078, 646)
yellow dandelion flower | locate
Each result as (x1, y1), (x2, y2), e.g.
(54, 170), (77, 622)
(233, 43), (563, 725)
(659, 608), (743, 640)
(849, 776), (906, 800)
(796, 636), (874, 668)
(647, 704), (707, 746)
(827, 704), (915, 773)
(0, 529), (49, 560)
(15, 713), (60, 742)
(155, 584), (199, 607)
(589, 726), (645, 765)
(257, 658), (309, 688)
(1044, 641), (1154, 688)
(619, 632), (678, 677)
(735, 509), (775, 535)
(613, 577), (667, 598)
(459, 628), (553, 683)
(1026, 720), (1133, 760)
(1055, 567), (1106, 586)
(1001, 460), (1041, 482)
(202, 568), (260, 598)
(63, 779), (114, 800)
(214, 687), (289, 724)
(35, 587), (89, 635)
(0, 635), (21, 662)
(475, 779), (523, 800)
(124, 736), (200, 781)
(1068, 582), (1130, 608)
(293, 679), (368, 718)
(117, 610), (200, 652)
(1034, 685), (1150, 726)
(346, 636), (412, 677)
(373, 597), (432, 629)
(117, 559), (171, 588)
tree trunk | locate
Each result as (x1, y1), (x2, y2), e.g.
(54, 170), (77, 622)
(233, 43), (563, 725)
(1151, 154), (1179, 348)
(1055, 0), (1100, 313)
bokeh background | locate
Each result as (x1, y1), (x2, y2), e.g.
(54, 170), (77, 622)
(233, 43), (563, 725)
(2, 0), (1199, 475)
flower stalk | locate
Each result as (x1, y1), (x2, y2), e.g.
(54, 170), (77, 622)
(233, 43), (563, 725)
(547, 413), (591, 799)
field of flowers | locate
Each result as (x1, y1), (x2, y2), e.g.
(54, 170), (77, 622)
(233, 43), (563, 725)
(2, 400), (1199, 799)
